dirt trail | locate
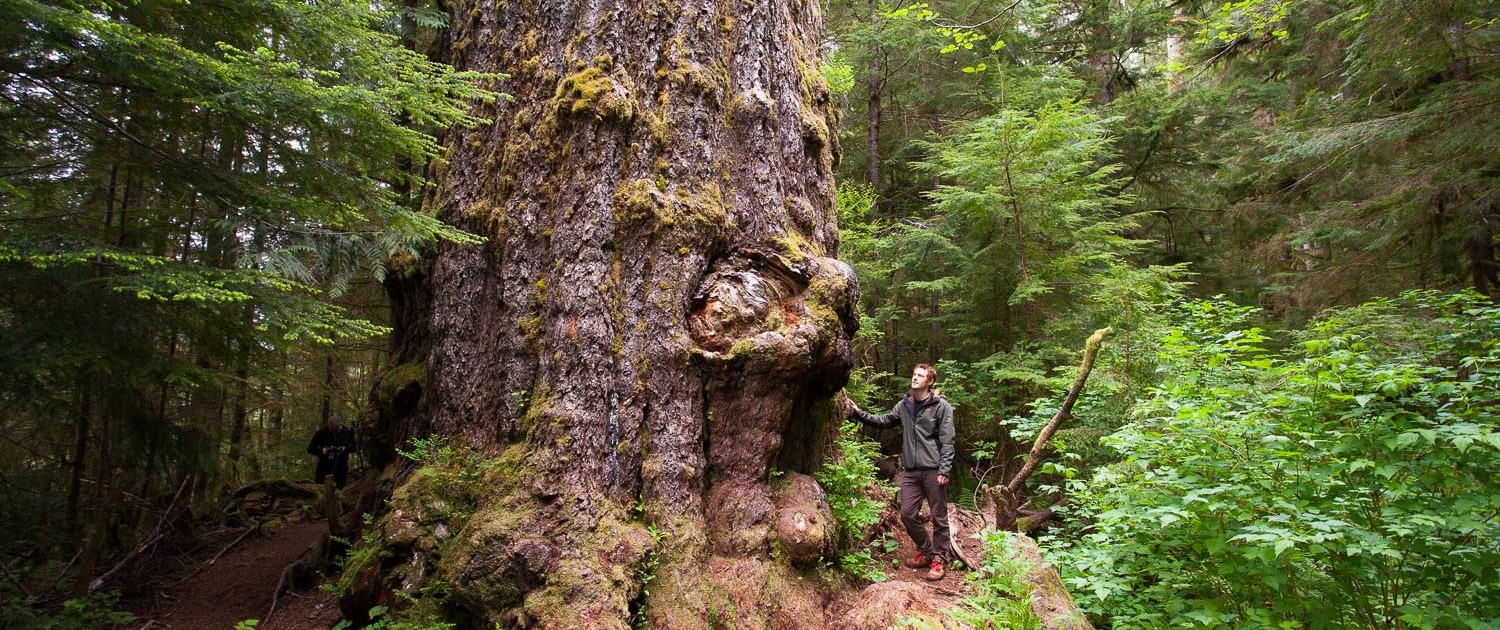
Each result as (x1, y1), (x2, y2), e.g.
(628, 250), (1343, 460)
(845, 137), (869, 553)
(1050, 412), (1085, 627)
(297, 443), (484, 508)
(131, 520), (337, 630)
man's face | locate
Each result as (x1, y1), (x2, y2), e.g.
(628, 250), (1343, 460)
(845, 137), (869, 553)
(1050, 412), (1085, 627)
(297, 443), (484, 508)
(910, 368), (932, 390)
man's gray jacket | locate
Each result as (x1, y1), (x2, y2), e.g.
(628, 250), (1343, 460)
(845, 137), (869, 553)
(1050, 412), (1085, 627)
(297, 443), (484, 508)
(854, 392), (955, 476)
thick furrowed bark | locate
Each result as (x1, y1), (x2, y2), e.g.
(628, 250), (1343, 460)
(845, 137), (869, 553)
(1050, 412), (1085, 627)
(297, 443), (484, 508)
(361, 1), (853, 627)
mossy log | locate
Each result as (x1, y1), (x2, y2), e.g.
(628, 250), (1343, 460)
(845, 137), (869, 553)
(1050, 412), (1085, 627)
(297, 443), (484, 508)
(1008, 534), (1095, 630)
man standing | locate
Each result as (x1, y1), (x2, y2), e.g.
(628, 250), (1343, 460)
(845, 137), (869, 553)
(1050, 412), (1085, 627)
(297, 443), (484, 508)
(845, 363), (956, 580)
(307, 416), (357, 489)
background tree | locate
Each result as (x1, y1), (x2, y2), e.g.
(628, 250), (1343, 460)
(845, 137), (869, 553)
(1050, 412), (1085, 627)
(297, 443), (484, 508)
(0, 0), (490, 600)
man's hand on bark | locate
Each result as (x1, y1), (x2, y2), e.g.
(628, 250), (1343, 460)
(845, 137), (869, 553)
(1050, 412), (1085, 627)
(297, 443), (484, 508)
(842, 396), (859, 417)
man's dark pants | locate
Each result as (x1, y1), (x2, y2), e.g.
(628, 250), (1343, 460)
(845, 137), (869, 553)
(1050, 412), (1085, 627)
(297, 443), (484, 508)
(898, 468), (951, 562)
(316, 455), (349, 489)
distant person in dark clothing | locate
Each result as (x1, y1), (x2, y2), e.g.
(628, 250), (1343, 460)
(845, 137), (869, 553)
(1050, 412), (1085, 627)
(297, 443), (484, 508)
(307, 417), (357, 489)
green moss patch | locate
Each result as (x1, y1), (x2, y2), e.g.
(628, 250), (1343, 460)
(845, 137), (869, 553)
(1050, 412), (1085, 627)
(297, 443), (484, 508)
(555, 66), (637, 123)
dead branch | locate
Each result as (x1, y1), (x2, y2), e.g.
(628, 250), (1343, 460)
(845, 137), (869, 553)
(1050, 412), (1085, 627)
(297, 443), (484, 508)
(88, 478), (190, 594)
(206, 523), (261, 567)
(948, 510), (977, 570)
(997, 327), (1112, 531)
(265, 561), (295, 622)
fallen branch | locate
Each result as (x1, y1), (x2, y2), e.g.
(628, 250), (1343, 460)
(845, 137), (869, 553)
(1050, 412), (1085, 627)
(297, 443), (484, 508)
(88, 478), (190, 594)
(948, 511), (975, 570)
(50, 550), (80, 592)
(929, 584), (964, 597)
(993, 327), (1112, 531)
(207, 523), (261, 567)
(265, 561), (295, 622)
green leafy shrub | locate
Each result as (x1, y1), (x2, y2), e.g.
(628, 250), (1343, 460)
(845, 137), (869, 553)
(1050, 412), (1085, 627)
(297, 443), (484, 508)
(1050, 291), (1500, 629)
(819, 421), (894, 546)
(818, 421), (896, 580)
(837, 547), (889, 583)
(0, 586), (135, 630)
(333, 599), (455, 630)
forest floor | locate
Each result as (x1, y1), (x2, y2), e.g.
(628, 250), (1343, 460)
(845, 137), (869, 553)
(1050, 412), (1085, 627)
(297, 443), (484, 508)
(121, 492), (342, 630)
(822, 508), (978, 628)
(119, 491), (976, 630)
(125, 517), (340, 630)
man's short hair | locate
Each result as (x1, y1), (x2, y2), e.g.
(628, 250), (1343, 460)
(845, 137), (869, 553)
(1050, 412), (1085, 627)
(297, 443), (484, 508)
(914, 363), (938, 385)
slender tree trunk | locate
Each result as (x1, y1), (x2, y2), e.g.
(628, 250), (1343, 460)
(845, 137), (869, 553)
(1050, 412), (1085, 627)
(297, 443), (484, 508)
(1470, 212), (1497, 298)
(102, 162), (118, 241)
(77, 411), (117, 595)
(118, 168), (135, 248)
(1004, 157), (1034, 338)
(320, 355), (336, 427)
(927, 292), (941, 359)
(227, 355), (250, 468)
(365, 1), (857, 627)
(67, 382), (91, 542)
(866, 86), (881, 188)
(1165, 11), (1188, 93)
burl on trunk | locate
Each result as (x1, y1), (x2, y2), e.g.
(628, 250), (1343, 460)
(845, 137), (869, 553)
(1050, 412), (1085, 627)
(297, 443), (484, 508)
(357, 1), (857, 627)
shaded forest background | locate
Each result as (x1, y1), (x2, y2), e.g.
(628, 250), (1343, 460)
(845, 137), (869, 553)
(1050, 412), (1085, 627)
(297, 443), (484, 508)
(1, 0), (1495, 628)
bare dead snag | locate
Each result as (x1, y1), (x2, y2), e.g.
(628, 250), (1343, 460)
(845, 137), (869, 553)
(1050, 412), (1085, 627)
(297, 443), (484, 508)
(967, 331), (1108, 629)
(979, 483), (999, 529)
(206, 523), (260, 567)
(997, 327), (1112, 531)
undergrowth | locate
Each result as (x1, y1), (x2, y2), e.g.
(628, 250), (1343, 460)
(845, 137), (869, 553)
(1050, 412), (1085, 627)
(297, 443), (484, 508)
(950, 530), (1043, 629)
(0, 586), (135, 630)
(817, 420), (896, 582)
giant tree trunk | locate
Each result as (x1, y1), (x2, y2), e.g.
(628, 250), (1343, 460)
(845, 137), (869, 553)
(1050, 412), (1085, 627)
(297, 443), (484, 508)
(363, 1), (855, 628)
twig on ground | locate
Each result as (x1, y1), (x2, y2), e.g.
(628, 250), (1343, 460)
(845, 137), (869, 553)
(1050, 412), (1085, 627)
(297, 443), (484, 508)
(51, 550), (81, 591)
(929, 585), (963, 597)
(207, 523), (261, 567)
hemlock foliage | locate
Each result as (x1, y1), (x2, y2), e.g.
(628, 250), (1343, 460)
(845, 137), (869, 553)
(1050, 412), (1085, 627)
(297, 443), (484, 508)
(0, 0), (493, 601)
